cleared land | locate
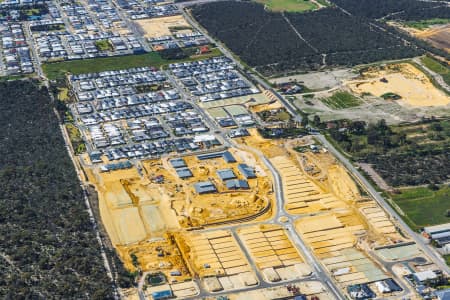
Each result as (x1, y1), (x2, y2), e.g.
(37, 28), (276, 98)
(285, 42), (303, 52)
(321, 91), (362, 109)
(135, 15), (190, 38)
(391, 186), (450, 230)
(254, 0), (318, 12)
(347, 63), (450, 107)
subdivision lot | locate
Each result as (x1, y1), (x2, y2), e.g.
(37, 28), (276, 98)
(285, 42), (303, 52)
(390, 186), (450, 230)
(237, 224), (311, 282)
(176, 230), (258, 292)
(295, 212), (389, 286)
(269, 155), (347, 214)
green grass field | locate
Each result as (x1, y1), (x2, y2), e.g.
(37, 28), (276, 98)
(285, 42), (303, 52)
(405, 18), (450, 30)
(255, 0), (318, 12)
(43, 49), (222, 80)
(321, 91), (362, 109)
(421, 56), (450, 87)
(391, 186), (450, 230)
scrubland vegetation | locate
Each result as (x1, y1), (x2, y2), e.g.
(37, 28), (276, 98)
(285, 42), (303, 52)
(0, 80), (113, 299)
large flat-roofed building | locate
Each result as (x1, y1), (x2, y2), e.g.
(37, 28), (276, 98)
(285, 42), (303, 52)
(194, 181), (217, 194)
(216, 169), (237, 181)
(413, 270), (438, 284)
(170, 158), (187, 168)
(226, 179), (249, 190)
(176, 167), (193, 179)
(238, 163), (256, 179)
(222, 151), (236, 163)
(424, 223), (450, 246)
(435, 288), (450, 300)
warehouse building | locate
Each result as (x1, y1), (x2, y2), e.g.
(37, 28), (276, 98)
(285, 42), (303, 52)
(176, 167), (193, 179)
(217, 169), (237, 181)
(423, 223), (450, 246)
(222, 151), (236, 163)
(170, 158), (187, 168)
(194, 181), (217, 194)
(435, 288), (450, 300)
(226, 179), (249, 190)
(238, 163), (256, 179)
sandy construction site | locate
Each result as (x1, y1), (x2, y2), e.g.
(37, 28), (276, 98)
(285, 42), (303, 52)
(84, 147), (275, 278)
(88, 167), (180, 246)
(176, 230), (258, 292)
(347, 63), (450, 107)
(237, 224), (312, 282)
(135, 15), (191, 38)
(143, 148), (274, 227)
(236, 130), (408, 289)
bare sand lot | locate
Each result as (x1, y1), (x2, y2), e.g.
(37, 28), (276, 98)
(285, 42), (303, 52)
(88, 167), (180, 247)
(347, 63), (450, 107)
(271, 69), (357, 90)
(135, 15), (190, 38)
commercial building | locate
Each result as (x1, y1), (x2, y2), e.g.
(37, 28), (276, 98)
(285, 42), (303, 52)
(176, 167), (193, 179)
(170, 158), (187, 169)
(238, 164), (256, 179)
(413, 270), (438, 284)
(222, 151), (236, 163)
(226, 179), (249, 190)
(194, 181), (217, 194)
(435, 288), (450, 300)
(216, 169), (237, 181)
(424, 223), (450, 246)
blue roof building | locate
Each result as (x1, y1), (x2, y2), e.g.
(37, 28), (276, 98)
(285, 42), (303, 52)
(436, 289), (450, 300)
(152, 290), (173, 300)
(216, 169), (237, 181)
(226, 179), (249, 190)
(170, 158), (187, 168)
(194, 181), (217, 194)
(176, 167), (193, 179)
(238, 164), (256, 179)
(222, 151), (236, 163)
